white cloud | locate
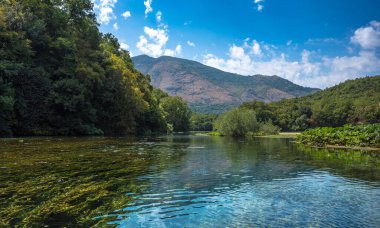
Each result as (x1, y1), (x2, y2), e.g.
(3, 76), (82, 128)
(144, 27), (168, 44)
(163, 45), (181, 57)
(306, 38), (340, 45)
(156, 11), (162, 22)
(203, 21), (380, 88)
(175, 45), (182, 54)
(253, 0), (265, 12)
(350, 21), (380, 49)
(203, 49), (321, 86)
(286, 40), (293, 46)
(251, 40), (262, 56)
(184, 20), (192, 26)
(163, 49), (175, 56)
(144, 0), (153, 17)
(136, 26), (181, 57)
(122, 11), (131, 19)
(229, 45), (247, 60)
(93, 0), (118, 24)
(187, 41), (195, 47)
(120, 42), (130, 50)
(113, 22), (118, 30)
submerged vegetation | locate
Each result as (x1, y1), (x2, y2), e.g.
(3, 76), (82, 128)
(0, 138), (186, 226)
(297, 124), (380, 148)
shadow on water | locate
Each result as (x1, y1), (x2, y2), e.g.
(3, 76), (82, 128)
(0, 136), (380, 227)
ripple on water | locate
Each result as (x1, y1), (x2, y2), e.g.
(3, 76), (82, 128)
(101, 170), (380, 228)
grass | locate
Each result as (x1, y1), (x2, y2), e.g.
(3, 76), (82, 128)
(192, 131), (221, 136)
(193, 131), (299, 138)
(255, 132), (301, 139)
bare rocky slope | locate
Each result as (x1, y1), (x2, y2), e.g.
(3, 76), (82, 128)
(132, 55), (319, 113)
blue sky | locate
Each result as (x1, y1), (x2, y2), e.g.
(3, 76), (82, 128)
(92, 0), (380, 88)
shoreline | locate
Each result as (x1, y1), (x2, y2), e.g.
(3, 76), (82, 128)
(296, 142), (380, 152)
(254, 132), (301, 139)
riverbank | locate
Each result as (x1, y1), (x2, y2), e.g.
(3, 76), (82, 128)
(254, 132), (301, 139)
(193, 131), (300, 138)
(194, 129), (380, 152)
(297, 124), (380, 150)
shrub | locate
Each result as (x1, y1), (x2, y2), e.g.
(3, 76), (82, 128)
(259, 121), (281, 135)
(214, 108), (260, 137)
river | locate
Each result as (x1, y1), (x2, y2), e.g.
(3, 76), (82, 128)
(1, 135), (380, 227)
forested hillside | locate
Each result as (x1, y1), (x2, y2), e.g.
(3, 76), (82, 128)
(240, 76), (380, 131)
(0, 0), (183, 136)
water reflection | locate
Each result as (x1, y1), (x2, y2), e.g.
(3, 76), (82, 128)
(105, 136), (380, 227)
(0, 136), (379, 227)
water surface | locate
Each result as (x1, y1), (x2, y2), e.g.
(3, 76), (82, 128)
(1, 136), (380, 227)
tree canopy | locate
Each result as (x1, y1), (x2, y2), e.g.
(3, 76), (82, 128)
(160, 96), (192, 132)
(0, 0), (176, 136)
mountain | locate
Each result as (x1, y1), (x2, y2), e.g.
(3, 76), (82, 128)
(132, 55), (319, 113)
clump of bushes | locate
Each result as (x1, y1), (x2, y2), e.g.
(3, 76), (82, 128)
(258, 121), (281, 135)
(213, 108), (280, 137)
(297, 124), (380, 147)
(214, 108), (260, 137)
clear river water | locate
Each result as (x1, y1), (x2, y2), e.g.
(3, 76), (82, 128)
(0, 135), (380, 227)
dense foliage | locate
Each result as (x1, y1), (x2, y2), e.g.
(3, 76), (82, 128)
(214, 108), (260, 137)
(297, 124), (380, 147)
(258, 121), (281, 135)
(240, 76), (380, 131)
(190, 113), (217, 131)
(213, 108), (281, 137)
(160, 96), (192, 132)
(0, 0), (177, 136)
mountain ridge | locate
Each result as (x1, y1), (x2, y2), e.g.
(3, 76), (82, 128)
(132, 55), (320, 113)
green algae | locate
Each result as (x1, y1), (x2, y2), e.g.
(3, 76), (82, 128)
(0, 137), (186, 227)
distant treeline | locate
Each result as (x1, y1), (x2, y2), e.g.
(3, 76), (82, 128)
(0, 0), (191, 137)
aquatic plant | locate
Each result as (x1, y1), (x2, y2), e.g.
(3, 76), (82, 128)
(0, 138), (186, 226)
(297, 124), (380, 147)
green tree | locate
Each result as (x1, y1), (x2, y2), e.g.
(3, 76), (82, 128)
(191, 113), (217, 131)
(214, 108), (259, 137)
(0, 0), (171, 136)
(161, 96), (192, 132)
